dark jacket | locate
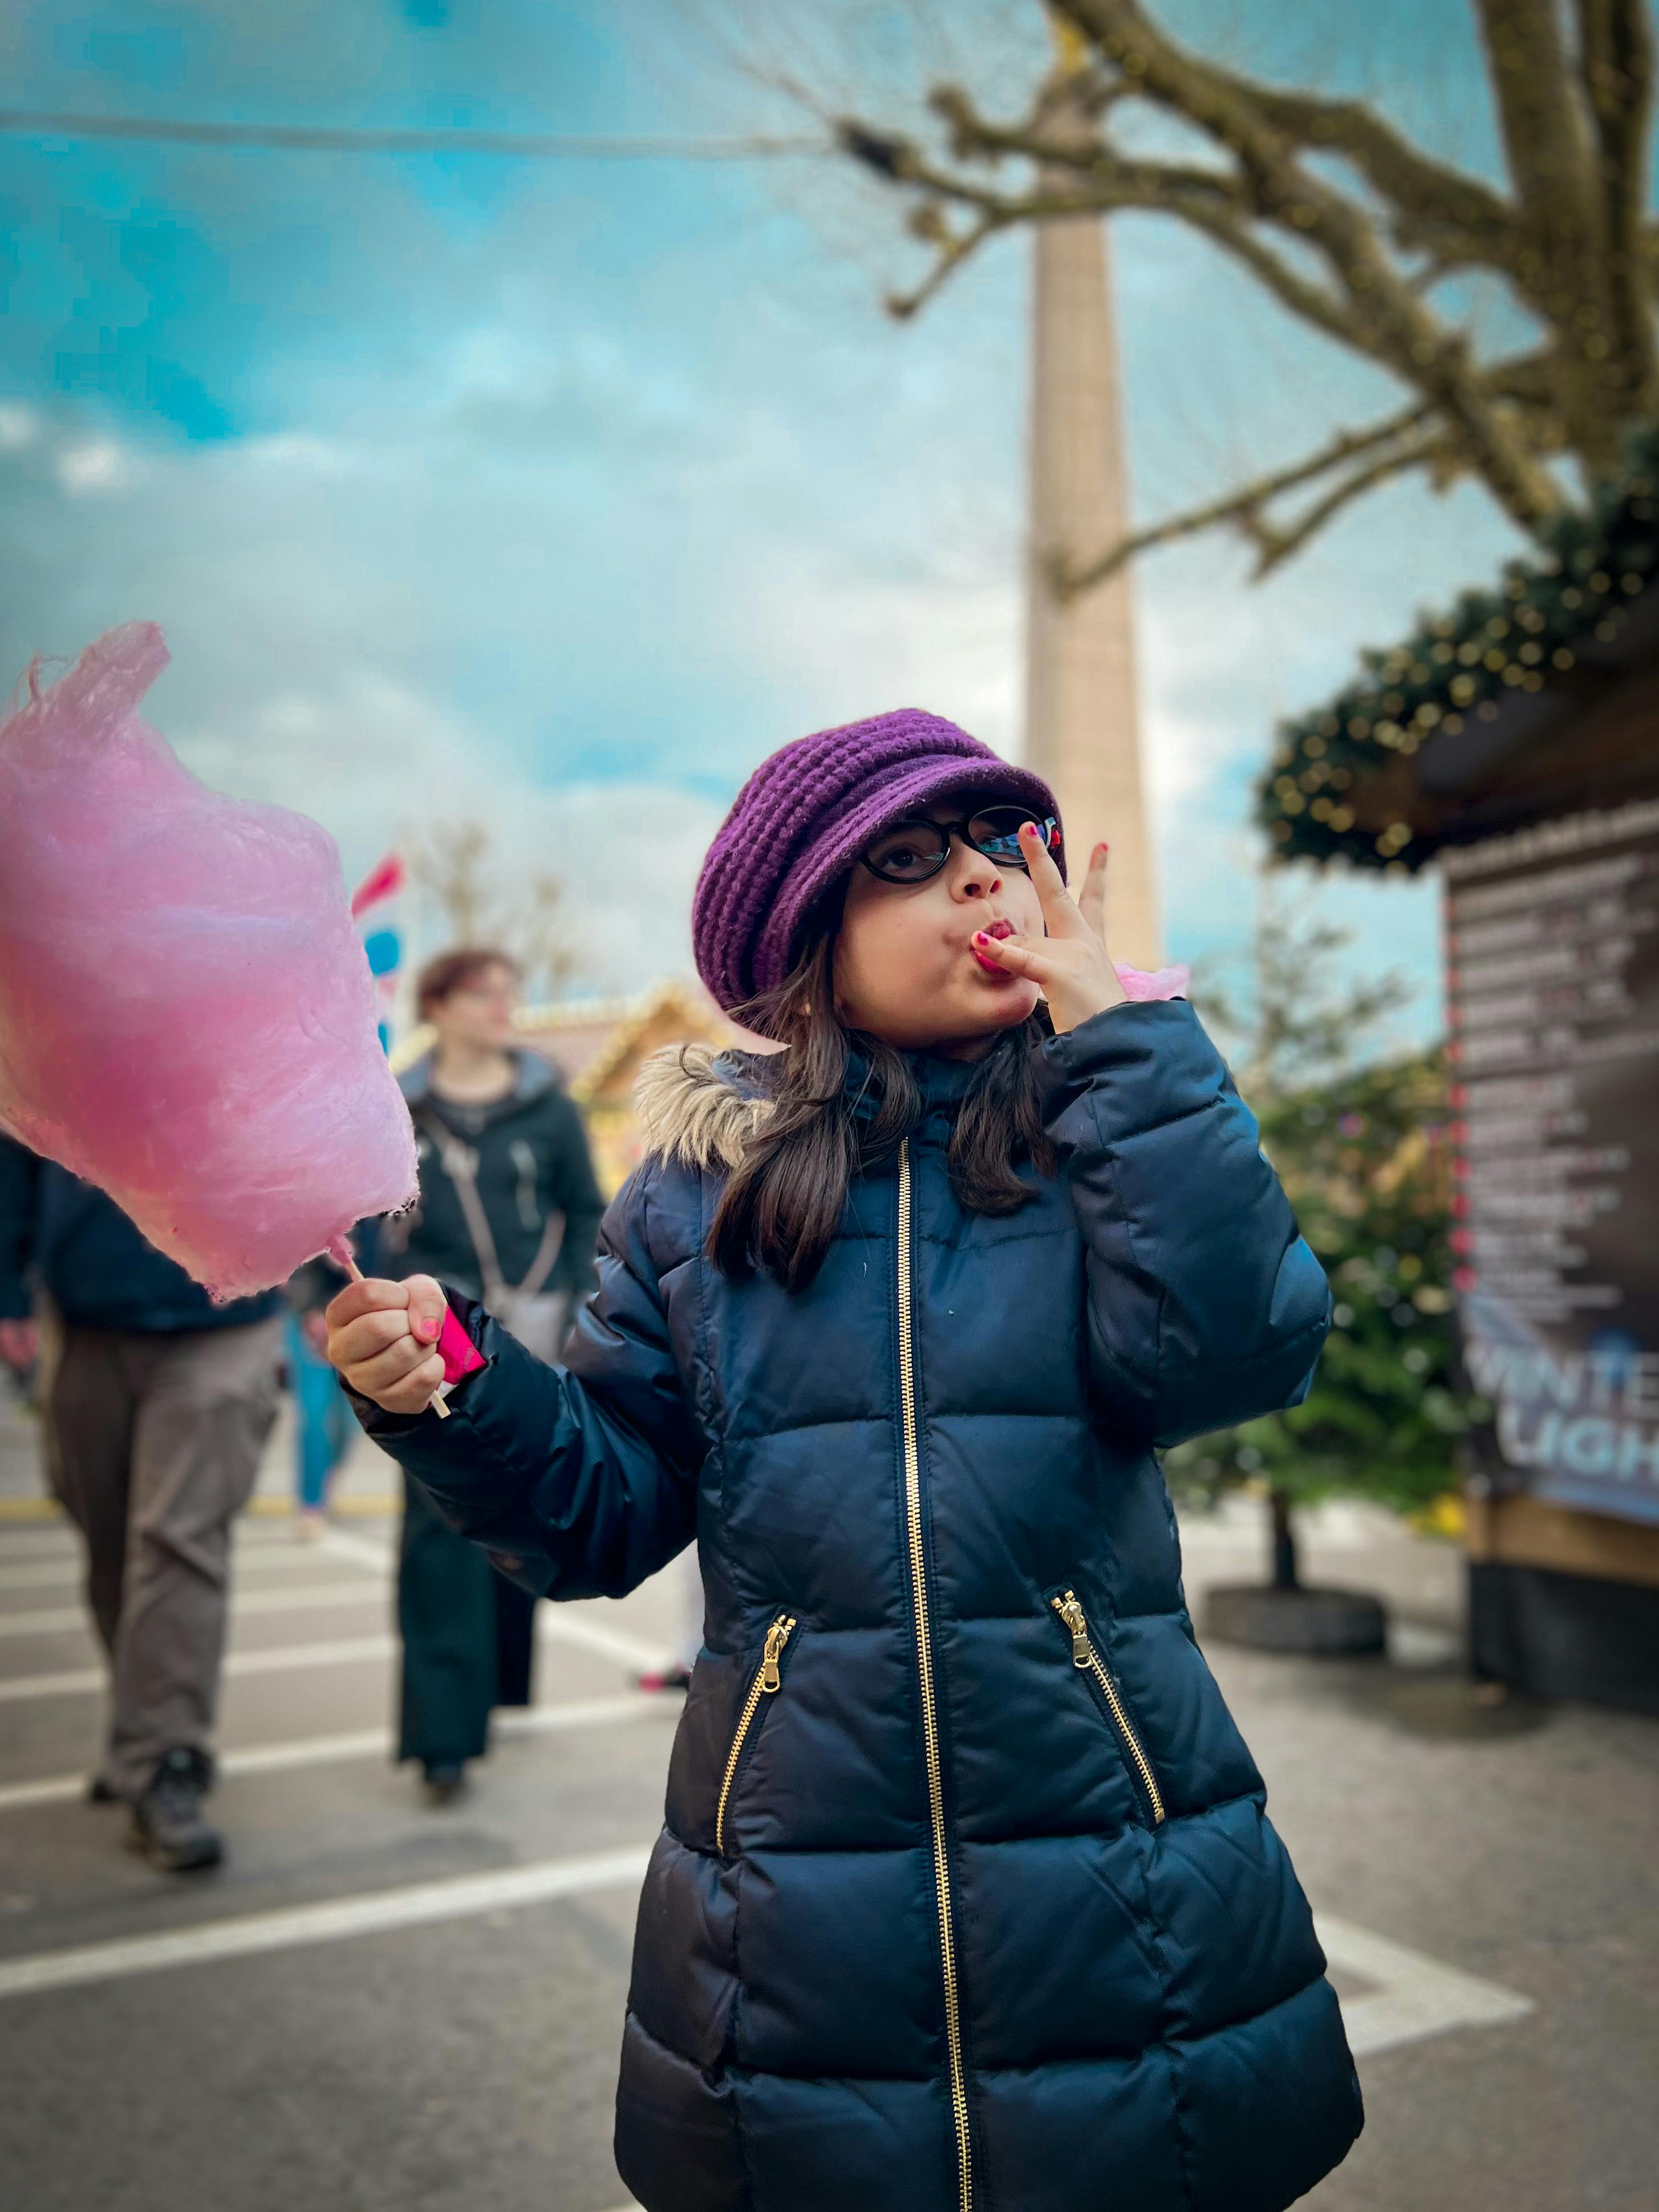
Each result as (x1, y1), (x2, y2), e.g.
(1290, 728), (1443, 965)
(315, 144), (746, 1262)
(359, 1002), (1363, 2212)
(384, 1051), (603, 1304)
(0, 1135), (282, 1334)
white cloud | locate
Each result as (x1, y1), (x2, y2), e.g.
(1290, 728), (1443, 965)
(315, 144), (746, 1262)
(176, 669), (477, 808)
(233, 432), (364, 480)
(732, 550), (1023, 760)
(57, 439), (139, 496)
(171, 668), (720, 1000)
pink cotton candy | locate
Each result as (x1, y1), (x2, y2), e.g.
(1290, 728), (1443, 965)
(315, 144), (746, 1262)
(1114, 963), (1190, 1002)
(0, 623), (418, 1299)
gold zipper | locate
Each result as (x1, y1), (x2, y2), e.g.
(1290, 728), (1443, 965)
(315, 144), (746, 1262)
(714, 1613), (796, 1857)
(1051, 1590), (1166, 1825)
(898, 1139), (973, 2212)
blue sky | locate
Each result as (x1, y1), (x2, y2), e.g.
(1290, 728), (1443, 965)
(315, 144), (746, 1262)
(0, 1), (1528, 1037)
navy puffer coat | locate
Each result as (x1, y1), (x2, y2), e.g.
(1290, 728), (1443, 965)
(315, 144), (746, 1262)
(362, 1001), (1363, 2212)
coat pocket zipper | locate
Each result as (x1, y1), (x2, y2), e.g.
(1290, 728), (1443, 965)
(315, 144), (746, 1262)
(1050, 1590), (1166, 1825)
(715, 1613), (796, 1857)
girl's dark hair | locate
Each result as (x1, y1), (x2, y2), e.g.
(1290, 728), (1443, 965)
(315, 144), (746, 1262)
(416, 946), (521, 1019)
(708, 925), (1056, 1291)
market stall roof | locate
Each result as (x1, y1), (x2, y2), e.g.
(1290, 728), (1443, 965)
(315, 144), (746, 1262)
(1258, 437), (1659, 874)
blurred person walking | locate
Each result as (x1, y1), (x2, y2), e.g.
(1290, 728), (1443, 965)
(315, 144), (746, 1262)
(285, 1259), (358, 1536)
(382, 947), (602, 1801)
(0, 1137), (283, 1871)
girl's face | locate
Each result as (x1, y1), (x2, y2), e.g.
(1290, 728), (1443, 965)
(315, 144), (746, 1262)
(428, 961), (519, 1051)
(832, 796), (1045, 1055)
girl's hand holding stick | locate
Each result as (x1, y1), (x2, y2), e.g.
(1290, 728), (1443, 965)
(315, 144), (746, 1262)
(325, 1270), (452, 1417)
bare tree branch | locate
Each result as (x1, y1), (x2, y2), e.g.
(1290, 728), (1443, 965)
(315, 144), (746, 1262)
(1240, 87), (1523, 268)
(853, 118), (1373, 348)
(886, 204), (1014, 318)
(1475, 0), (1599, 268)
(829, 0), (1658, 579)
(1576, 0), (1659, 420)
(408, 821), (579, 998)
(1056, 0), (1566, 532)
(1053, 402), (1437, 593)
(1056, 333), (1568, 592)
(1248, 430), (1458, 574)
(1473, 0), (1615, 466)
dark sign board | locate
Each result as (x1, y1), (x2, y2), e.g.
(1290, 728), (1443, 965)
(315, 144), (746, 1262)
(1446, 797), (1659, 1526)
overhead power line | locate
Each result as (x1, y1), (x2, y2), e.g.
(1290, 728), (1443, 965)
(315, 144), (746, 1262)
(0, 109), (822, 160)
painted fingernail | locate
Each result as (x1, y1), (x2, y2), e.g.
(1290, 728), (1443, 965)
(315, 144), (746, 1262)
(415, 1315), (440, 1342)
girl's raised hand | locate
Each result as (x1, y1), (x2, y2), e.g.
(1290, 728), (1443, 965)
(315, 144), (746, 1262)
(974, 827), (1129, 1034)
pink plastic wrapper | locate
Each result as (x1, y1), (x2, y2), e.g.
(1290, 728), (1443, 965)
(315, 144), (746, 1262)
(1114, 964), (1190, 1002)
(0, 623), (419, 1299)
(437, 1305), (488, 1385)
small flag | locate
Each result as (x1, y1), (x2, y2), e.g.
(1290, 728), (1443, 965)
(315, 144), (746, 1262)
(350, 853), (405, 1052)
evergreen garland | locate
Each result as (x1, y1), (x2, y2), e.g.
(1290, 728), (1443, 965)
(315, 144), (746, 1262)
(1256, 426), (1659, 872)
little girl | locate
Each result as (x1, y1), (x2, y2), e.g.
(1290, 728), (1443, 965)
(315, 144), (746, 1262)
(328, 710), (1362, 2212)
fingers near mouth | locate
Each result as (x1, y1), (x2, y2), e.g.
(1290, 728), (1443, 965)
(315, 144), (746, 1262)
(971, 930), (1024, 979)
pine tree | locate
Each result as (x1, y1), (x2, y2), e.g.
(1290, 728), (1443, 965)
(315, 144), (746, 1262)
(1171, 895), (1477, 1587)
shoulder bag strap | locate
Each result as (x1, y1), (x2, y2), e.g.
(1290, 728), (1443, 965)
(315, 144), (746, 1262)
(413, 1104), (507, 1307)
(514, 1206), (566, 1300)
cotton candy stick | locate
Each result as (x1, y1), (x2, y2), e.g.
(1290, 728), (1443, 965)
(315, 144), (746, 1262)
(0, 624), (419, 1301)
(326, 1234), (464, 1420)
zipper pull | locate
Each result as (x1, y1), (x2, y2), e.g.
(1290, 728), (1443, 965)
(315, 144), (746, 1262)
(761, 1615), (796, 1692)
(1053, 1591), (1092, 1668)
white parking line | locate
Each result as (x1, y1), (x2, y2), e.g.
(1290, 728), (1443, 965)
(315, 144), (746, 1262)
(0, 1581), (386, 1638)
(0, 1561), (88, 1593)
(0, 1635), (399, 1704)
(0, 1842), (654, 2000)
(540, 1611), (669, 1674)
(0, 1692), (667, 1811)
(0, 1535), (80, 1562)
(314, 1528), (396, 1574)
(0, 1542), (376, 1591)
(0, 1610), (667, 1703)
(313, 1526), (671, 1675)
(1316, 1914), (1534, 2057)
(0, 1860), (1535, 2071)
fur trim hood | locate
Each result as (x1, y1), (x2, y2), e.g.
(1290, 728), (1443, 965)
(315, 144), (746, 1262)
(634, 1045), (773, 1173)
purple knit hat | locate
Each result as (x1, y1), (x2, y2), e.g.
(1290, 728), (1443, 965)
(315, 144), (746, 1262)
(692, 708), (1061, 1015)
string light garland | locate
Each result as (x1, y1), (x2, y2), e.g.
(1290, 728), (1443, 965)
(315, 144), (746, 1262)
(1257, 426), (1659, 872)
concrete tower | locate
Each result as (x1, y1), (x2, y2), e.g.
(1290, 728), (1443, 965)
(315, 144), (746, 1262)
(1024, 166), (1160, 967)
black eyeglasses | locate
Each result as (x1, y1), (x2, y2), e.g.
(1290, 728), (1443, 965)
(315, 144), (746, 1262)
(858, 806), (1063, 885)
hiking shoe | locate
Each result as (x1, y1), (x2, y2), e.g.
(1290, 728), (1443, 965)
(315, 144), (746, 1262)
(128, 1747), (222, 1873)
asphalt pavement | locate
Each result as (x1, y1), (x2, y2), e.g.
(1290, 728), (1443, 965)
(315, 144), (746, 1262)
(0, 1386), (1654, 2212)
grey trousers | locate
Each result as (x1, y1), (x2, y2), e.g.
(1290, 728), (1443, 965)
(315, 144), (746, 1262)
(46, 1315), (285, 1798)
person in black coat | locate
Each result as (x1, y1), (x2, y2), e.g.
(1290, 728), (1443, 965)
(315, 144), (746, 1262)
(380, 946), (603, 1801)
(0, 1140), (284, 1870)
(326, 719), (1362, 2212)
